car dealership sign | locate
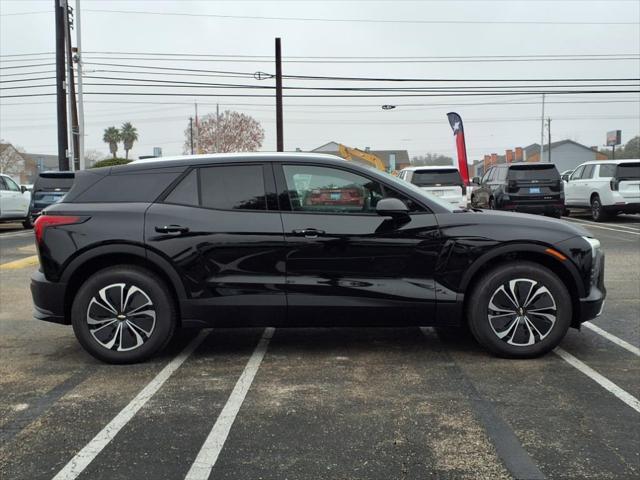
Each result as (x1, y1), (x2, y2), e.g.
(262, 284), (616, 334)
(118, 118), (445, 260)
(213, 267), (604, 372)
(606, 130), (622, 146)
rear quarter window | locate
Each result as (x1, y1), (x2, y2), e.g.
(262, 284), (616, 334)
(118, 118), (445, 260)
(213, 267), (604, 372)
(71, 170), (183, 203)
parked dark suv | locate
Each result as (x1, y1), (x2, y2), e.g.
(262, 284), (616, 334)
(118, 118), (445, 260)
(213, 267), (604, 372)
(25, 171), (75, 228)
(470, 163), (564, 217)
(31, 153), (605, 363)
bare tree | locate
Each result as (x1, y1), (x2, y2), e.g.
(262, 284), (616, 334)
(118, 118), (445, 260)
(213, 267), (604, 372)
(184, 110), (264, 154)
(84, 149), (107, 167)
(0, 140), (25, 175)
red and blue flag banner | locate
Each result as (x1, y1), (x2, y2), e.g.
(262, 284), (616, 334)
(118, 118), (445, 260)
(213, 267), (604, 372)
(447, 112), (470, 185)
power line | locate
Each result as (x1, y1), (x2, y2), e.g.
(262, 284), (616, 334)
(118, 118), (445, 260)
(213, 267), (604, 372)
(81, 55), (640, 64)
(82, 9), (640, 25)
(82, 62), (640, 83)
(78, 76), (640, 91)
(4, 89), (638, 100)
(0, 62), (55, 70)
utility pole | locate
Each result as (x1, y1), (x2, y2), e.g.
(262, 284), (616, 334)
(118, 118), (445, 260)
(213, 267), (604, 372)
(55, 0), (69, 171)
(539, 93), (545, 163)
(215, 103), (220, 153)
(275, 37), (283, 152)
(547, 117), (552, 162)
(63, 0), (79, 170)
(189, 117), (194, 154)
(194, 101), (198, 154)
(612, 145), (616, 160)
(75, 0), (85, 169)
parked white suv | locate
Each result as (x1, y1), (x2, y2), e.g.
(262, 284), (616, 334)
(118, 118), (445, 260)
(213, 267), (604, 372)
(564, 159), (640, 221)
(398, 166), (467, 208)
(0, 173), (31, 228)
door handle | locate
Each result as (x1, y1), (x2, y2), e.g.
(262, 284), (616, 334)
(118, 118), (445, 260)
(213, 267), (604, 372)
(292, 228), (325, 238)
(155, 225), (189, 234)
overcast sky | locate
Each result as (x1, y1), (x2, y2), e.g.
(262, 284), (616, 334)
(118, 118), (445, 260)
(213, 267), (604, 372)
(1, 0), (639, 162)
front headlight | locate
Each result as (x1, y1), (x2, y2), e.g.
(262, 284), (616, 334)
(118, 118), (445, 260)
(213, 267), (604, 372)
(582, 236), (601, 260)
(582, 236), (602, 286)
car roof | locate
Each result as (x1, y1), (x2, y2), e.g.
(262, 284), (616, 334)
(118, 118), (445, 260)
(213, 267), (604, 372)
(576, 159), (639, 166)
(130, 152), (341, 167)
(400, 165), (459, 171)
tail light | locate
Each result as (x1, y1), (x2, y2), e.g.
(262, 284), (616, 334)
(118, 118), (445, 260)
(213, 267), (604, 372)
(610, 178), (619, 191)
(34, 215), (83, 244)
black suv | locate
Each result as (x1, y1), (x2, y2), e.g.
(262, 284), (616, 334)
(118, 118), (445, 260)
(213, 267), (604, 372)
(25, 171), (75, 228)
(471, 163), (564, 217)
(31, 153), (605, 363)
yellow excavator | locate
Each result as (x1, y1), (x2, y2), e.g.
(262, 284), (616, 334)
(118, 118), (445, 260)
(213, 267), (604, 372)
(337, 144), (387, 172)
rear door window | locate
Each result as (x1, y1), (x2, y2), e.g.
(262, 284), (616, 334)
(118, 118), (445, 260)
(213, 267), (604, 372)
(200, 165), (266, 211)
(410, 169), (462, 187)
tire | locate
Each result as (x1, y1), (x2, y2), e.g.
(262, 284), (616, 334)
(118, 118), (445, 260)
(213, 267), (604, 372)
(71, 265), (177, 364)
(590, 195), (609, 222)
(22, 215), (33, 229)
(466, 261), (572, 358)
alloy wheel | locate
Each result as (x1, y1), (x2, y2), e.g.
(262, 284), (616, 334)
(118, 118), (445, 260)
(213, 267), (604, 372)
(592, 199), (601, 220)
(87, 283), (156, 351)
(487, 278), (557, 346)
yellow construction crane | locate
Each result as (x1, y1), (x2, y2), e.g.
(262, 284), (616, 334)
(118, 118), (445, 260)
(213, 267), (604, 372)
(337, 144), (387, 172)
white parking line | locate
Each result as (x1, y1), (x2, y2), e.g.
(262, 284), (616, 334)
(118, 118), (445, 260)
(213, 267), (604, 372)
(185, 327), (274, 480)
(583, 322), (640, 357)
(52, 330), (211, 480)
(0, 231), (32, 239)
(566, 218), (640, 235)
(554, 348), (640, 414)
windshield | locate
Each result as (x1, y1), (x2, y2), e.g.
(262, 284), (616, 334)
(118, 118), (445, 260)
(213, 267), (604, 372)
(378, 171), (456, 212)
(508, 165), (559, 181)
(410, 169), (462, 186)
(617, 163), (640, 179)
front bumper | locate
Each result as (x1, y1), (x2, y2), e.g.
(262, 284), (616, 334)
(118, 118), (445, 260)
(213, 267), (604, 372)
(576, 252), (606, 325)
(31, 270), (68, 324)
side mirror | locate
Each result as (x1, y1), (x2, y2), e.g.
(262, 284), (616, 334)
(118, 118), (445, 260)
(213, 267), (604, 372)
(20, 185), (28, 193)
(471, 176), (480, 185)
(376, 197), (409, 218)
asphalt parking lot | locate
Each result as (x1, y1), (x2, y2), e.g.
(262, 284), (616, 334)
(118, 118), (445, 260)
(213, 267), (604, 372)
(1, 213), (638, 480)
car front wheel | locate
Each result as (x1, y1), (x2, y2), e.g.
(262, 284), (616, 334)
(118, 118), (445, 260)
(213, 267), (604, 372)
(71, 265), (177, 364)
(467, 261), (571, 358)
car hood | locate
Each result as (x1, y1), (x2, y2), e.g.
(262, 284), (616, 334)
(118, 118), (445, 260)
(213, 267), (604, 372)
(435, 209), (590, 244)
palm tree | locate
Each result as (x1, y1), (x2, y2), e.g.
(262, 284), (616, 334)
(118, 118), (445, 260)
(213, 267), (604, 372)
(120, 122), (139, 160)
(102, 127), (121, 159)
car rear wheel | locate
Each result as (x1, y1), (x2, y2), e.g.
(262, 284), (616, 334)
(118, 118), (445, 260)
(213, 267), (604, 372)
(71, 266), (177, 364)
(591, 195), (609, 222)
(467, 261), (571, 358)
